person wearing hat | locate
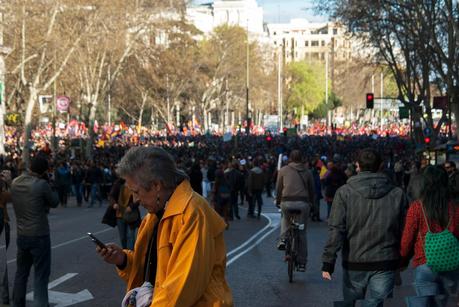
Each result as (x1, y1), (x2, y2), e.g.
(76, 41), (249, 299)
(10, 156), (59, 307)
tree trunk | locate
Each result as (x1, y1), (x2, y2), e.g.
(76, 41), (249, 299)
(138, 108), (144, 131)
(22, 87), (37, 168)
(86, 99), (98, 160)
(203, 105), (208, 132)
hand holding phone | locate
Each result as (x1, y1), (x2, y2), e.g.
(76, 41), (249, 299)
(87, 232), (107, 249)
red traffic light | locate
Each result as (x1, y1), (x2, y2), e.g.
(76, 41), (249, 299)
(266, 136), (272, 142)
(366, 93), (374, 109)
(424, 137), (431, 144)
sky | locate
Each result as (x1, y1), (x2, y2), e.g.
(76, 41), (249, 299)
(192, 0), (328, 24)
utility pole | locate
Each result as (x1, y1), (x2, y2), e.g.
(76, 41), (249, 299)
(380, 72), (384, 131)
(166, 74), (170, 125)
(108, 66), (111, 126)
(225, 79), (229, 129)
(326, 51), (330, 131)
(278, 48), (283, 131)
(52, 51), (57, 154)
(246, 19), (250, 135)
(371, 74), (375, 127)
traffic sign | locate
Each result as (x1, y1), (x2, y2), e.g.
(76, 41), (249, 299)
(56, 96), (71, 112)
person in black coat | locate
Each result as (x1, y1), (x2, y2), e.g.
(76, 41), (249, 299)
(189, 162), (203, 195)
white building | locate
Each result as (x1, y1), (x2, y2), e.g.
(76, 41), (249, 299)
(266, 19), (354, 63)
(187, 0), (264, 35)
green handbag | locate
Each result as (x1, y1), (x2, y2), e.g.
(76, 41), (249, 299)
(421, 205), (459, 272)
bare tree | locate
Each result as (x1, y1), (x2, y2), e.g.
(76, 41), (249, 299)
(4, 0), (96, 165)
(316, 0), (450, 145)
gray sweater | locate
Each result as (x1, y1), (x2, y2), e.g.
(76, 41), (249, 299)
(11, 172), (59, 236)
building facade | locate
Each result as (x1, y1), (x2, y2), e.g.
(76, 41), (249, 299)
(266, 19), (354, 63)
(187, 0), (264, 34)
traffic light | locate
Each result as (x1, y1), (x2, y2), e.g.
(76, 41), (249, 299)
(283, 127), (288, 137)
(366, 93), (374, 109)
(424, 137), (431, 145)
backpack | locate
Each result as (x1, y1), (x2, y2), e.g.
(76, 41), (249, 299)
(421, 205), (459, 272)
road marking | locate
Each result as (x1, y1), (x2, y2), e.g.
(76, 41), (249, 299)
(226, 212), (281, 267)
(26, 273), (94, 307)
(226, 220), (272, 258)
(47, 273), (78, 289)
(7, 228), (113, 264)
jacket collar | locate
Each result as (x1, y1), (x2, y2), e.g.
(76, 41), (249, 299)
(162, 180), (193, 220)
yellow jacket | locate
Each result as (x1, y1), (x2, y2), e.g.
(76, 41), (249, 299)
(117, 180), (233, 307)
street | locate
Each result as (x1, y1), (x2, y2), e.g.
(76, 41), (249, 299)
(0, 195), (454, 306)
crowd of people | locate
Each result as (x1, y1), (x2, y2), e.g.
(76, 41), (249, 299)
(0, 132), (457, 306)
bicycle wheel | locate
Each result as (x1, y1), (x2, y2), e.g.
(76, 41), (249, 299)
(287, 231), (294, 283)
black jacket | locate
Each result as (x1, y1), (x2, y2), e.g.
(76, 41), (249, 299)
(322, 171), (407, 274)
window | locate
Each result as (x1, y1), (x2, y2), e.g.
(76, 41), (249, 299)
(273, 31), (277, 35)
(305, 41), (309, 47)
(311, 40), (319, 46)
(333, 28), (338, 35)
(321, 40), (325, 46)
(274, 41), (277, 45)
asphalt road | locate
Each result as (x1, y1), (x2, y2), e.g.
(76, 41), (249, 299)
(1, 196), (457, 306)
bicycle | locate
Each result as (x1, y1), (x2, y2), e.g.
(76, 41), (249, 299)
(284, 209), (304, 283)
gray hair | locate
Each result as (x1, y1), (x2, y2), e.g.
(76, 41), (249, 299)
(116, 146), (188, 190)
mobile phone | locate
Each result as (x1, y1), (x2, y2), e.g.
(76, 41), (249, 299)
(87, 232), (107, 249)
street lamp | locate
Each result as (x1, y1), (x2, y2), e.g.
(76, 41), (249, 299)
(246, 19), (251, 135)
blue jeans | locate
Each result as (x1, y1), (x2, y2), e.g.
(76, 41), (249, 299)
(342, 270), (395, 307)
(13, 235), (51, 307)
(406, 264), (459, 307)
(73, 183), (83, 205)
(117, 219), (137, 250)
(89, 184), (102, 207)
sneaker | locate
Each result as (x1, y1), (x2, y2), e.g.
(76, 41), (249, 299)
(277, 240), (286, 251)
(297, 264), (306, 272)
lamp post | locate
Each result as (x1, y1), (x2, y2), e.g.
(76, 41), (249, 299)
(278, 47), (283, 131)
(246, 19), (250, 135)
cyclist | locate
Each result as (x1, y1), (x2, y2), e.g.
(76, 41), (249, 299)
(275, 150), (315, 272)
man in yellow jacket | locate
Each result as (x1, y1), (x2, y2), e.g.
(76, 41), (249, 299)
(97, 147), (233, 307)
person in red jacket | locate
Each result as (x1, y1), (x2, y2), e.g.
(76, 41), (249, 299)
(400, 165), (459, 306)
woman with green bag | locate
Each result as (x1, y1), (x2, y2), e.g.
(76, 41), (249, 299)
(400, 165), (459, 307)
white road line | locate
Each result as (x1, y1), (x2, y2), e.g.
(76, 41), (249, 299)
(226, 219), (272, 257)
(47, 273), (78, 289)
(226, 226), (279, 266)
(226, 212), (281, 267)
(7, 228), (114, 264)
